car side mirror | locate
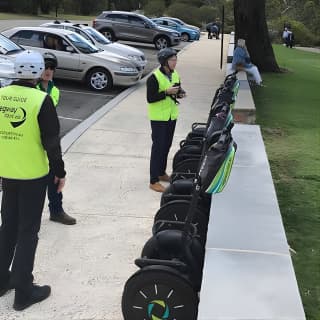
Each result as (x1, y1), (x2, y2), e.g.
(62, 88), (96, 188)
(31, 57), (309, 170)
(144, 22), (151, 29)
(66, 45), (75, 52)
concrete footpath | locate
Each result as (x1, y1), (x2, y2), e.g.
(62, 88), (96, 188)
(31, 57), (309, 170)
(0, 36), (228, 319)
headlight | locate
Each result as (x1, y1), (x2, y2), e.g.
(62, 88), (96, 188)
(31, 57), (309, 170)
(172, 32), (180, 37)
(120, 67), (137, 72)
(128, 55), (141, 61)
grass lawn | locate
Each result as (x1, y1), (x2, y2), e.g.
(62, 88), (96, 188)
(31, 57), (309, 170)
(252, 45), (320, 320)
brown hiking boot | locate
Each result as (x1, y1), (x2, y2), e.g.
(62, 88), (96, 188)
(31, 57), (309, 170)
(149, 182), (165, 193)
(159, 173), (170, 182)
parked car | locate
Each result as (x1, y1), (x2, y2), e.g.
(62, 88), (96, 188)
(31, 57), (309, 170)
(92, 11), (181, 50)
(162, 17), (200, 33)
(0, 34), (25, 87)
(151, 17), (200, 42)
(2, 27), (143, 91)
(40, 21), (147, 70)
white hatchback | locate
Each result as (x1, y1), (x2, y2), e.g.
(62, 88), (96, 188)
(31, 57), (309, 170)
(2, 27), (143, 91)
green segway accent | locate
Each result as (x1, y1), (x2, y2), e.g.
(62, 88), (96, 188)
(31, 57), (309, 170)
(225, 113), (233, 128)
(147, 300), (169, 320)
(205, 144), (236, 194)
(232, 80), (240, 98)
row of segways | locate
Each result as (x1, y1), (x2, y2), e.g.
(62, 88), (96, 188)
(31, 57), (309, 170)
(122, 73), (239, 320)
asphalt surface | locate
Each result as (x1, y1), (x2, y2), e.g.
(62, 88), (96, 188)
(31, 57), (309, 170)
(0, 20), (189, 136)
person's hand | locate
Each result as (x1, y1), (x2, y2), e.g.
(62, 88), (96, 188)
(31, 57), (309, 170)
(54, 176), (66, 193)
(166, 86), (180, 95)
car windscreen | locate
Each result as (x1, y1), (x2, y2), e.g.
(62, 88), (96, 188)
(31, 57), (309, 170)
(172, 18), (184, 25)
(0, 34), (24, 55)
(84, 27), (111, 45)
(66, 33), (100, 53)
(143, 16), (157, 28)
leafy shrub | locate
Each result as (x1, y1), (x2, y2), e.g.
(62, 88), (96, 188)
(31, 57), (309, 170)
(166, 3), (200, 27)
(144, 0), (165, 17)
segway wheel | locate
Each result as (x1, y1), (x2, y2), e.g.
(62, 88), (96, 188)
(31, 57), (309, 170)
(122, 265), (198, 320)
(154, 200), (208, 246)
(173, 158), (199, 174)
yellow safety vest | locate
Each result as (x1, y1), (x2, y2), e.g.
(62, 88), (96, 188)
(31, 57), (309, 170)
(148, 69), (180, 121)
(36, 81), (60, 107)
(0, 85), (49, 179)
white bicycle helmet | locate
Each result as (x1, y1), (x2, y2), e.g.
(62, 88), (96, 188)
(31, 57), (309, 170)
(14, 50), (44, 79)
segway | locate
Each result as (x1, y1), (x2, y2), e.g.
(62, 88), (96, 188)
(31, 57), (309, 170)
(154, 130), (237, 246)
(121, 187), (204, 320)
(173, 102), (233, 173)
(122, 265), (199, 320)
(183, 87), (236, 144)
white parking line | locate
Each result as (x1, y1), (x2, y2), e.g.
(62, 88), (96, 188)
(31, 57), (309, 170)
(58, 116), (83, 122)
(60, 89), (116, 97)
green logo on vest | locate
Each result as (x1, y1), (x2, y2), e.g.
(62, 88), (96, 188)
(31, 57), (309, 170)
(11, 107), (26, 128)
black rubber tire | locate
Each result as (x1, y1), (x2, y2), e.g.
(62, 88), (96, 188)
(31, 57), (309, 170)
(173, 158), (199, 174)
(154, 200), (209, 246)
(154, 36), (170, 50)
(141, 230), (205, 290)
(172, 147), (201, 170)
(181, 32), (190, 42)
(86, 67), (112, 91)
(122, 265), (198, 320)
(100, 28), (116, 41)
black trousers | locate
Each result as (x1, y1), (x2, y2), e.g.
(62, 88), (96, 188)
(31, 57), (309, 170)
(150, 119), (176, 184)
(47, 169), (63, 215)
(0, 175), (47, 290)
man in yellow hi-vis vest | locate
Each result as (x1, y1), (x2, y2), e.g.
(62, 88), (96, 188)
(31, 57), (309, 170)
(0, 51), (65, 311)
(146, 48), (186, 192)
(37, 53), (76, 225)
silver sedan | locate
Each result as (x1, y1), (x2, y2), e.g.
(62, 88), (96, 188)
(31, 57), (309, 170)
(40, 21), (147, 70)
(2, 26), (143, 91)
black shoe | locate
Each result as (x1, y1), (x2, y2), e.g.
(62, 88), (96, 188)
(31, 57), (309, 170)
(50, 210), (76, 225)
(13, 284), (51, 311)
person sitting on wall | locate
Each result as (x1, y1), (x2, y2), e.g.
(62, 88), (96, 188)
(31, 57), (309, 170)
(232, 38), (264, 86)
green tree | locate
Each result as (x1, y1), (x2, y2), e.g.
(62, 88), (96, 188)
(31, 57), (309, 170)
(166, 2), (200, 25)
(198, 5), (219, 23)
(144, 0), (166, 17)
(234, 0), (280, 72)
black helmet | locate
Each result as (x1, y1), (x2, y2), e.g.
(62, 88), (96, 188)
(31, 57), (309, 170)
(43, 52), (57, 69)
(157, 47), (177, 66)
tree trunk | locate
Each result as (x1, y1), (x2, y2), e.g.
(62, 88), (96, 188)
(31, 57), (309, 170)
(234, 0), (280, 72)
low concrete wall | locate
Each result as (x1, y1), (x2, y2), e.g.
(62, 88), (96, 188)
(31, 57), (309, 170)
(197, 125), (306, 320)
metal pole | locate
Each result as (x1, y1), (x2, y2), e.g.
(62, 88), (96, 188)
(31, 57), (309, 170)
(220, 5), (225, 69)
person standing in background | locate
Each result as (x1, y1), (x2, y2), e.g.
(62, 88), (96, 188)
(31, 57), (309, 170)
(146, 48), (186, 193)
(37, 53), (76, 225)
(282, 27), (289, 45)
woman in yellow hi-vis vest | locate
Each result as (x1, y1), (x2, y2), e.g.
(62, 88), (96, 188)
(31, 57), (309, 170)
(0, 51), (65, 311)
(37, 53), (76, 225)
(147, 48), (186, 192)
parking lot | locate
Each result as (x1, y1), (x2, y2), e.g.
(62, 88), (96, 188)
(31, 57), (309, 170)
(0, 20), (191, 136)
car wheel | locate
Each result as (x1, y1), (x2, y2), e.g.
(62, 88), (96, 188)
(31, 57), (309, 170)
(101, 29), (116, 41)
(154, 36), (170, 50)
(86, 67), (112, 91)
(181, 33), (190, 42)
